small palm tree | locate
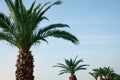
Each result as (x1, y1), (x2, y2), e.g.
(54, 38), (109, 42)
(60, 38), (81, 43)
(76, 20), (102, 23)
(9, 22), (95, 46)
(91, 67), (118, 80)
(53, 56), (89, 80)
(0, 0), (79, 80)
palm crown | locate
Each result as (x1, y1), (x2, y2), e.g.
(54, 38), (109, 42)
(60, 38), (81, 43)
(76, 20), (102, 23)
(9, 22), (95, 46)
(54, 56), (89, 75)
(0, 0), (79, 51)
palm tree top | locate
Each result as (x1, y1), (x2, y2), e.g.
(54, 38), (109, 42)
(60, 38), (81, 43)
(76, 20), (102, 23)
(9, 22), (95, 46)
(0, 0), (79, 51)
(54, 56), (89, 75)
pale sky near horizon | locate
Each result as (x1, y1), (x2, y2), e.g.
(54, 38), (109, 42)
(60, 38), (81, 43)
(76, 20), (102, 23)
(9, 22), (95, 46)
(0, 0), (120, 80)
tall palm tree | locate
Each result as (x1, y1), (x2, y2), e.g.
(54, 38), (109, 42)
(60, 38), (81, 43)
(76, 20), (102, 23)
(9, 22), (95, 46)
(53, 56), (89, 80)
(0, 0), (79, 80)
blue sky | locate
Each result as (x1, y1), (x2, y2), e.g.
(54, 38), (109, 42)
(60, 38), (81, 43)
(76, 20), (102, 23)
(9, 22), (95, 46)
(0, 0), (120, 80)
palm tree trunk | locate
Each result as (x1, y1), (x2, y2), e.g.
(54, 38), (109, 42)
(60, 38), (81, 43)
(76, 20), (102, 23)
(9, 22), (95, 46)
(69, 74), (77, 80)
(15, 50), (34, 80)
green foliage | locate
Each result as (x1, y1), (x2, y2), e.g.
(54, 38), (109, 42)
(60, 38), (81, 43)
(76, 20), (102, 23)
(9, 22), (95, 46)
(90, 67), (120, 80)
(0, 0), (79, 50)
(53, 56), (89, 75)
(89, 72), (99, 80)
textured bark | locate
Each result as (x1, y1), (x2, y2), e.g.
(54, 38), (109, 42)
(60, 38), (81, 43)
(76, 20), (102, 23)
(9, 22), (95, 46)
(15, 50), (34, 80)
(69, 75), (77, 80)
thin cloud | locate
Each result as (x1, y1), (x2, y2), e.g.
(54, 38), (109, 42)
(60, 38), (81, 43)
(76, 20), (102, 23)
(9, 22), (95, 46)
(79, 35), (120, 39)
(79, 35), (120, 45)
(60, 16), (120, 25)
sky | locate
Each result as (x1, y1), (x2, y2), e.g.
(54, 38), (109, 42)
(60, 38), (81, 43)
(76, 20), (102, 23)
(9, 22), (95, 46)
(0, 0), (120, 80)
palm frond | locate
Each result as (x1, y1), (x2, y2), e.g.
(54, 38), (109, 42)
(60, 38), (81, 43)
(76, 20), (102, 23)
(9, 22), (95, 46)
(75, 64), (89, 72)
(34, 2), (50, 17)
(42, 23), (69, 32)
(89, 72), (98, 80)
(35, 23), (69, 40)
(42, 30), (79, 44)
(0, 13), (12, 31)
(65, 59), (71, 67)
(15, 0), (19, 9)
(5, 0), (14, 12)
(89, 72), (94, 76)
(70, 58), (73, 65)
(73, 55), (78, 64)
(53, 62), (72, 75)
(0, 32), (15, 45)
(27, 0), (36, 13)
(33, 1), (62, 27)
(0, 13), (15, 35)
(59, 70), (68, 75)
(74, 59), (83, 68)
(18, 0), (27, 14)
(39, 1), (62, 17)
(53, 63), (68, 70)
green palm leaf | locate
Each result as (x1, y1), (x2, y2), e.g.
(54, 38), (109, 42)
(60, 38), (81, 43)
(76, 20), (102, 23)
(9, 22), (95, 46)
(0, 13), (13, 32)
(43, 30), (79, 44)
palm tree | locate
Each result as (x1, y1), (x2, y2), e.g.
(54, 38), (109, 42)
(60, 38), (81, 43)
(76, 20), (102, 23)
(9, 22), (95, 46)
(53, 56), (89, 80)
(0, 0), (79, 80)
(90, 67), (118, 80)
